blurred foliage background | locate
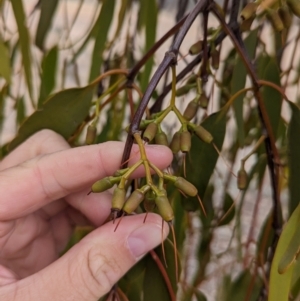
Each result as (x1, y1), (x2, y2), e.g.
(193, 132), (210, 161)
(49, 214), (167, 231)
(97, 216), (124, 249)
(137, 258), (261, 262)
(1, 0), (300, 300)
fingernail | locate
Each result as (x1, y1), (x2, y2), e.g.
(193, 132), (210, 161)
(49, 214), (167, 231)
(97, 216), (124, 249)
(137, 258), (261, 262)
(127, 223), (165, 259)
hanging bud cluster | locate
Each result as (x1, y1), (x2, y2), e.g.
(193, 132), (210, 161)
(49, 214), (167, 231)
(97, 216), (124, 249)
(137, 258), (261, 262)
(240, 1), (298, 32)
(90, 166), (200, 222)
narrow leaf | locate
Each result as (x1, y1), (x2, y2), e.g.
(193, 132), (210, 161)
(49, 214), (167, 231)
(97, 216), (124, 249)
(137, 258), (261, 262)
(38, 46), (58, 107)
(0, 40), (11, 83)
(35, 0), (59, 50)
(269, 203), (300, 301)
(8, 84), (94, 151)
(231, 30), (257, 147)
(89, 0), (115, 82)
(10, 0), (33, 100)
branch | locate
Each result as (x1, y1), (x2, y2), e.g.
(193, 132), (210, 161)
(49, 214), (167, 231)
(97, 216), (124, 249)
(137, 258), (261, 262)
(121, 0), (210, 165)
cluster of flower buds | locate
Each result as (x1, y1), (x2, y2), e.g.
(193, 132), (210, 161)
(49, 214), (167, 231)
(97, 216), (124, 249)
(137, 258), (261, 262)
(240, 0), (300, 32)
(91, 169), (199, 222)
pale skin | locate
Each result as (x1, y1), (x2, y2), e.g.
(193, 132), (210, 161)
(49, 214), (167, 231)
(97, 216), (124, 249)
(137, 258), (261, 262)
(0, 130), (172, 300)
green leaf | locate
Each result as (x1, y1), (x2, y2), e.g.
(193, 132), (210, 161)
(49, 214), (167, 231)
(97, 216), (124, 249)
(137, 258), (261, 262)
(89, 0), (115, 82)
(269, 203), (300, 301)
(11, 0), (33, 100)
(261, 59), (282, 138)
(0, 40), (11, 83)
(8, 84), (95, 151)
(288, 102), (300, 214)
(186, 111), (226, 204)
(38, 46), (58, 107)
(225, 270), (262, 301)
(139, 0), (157, 91)
(143, 239), (178, 301)
(15, 96), (26, 125)
(231, 30), (258, 147)
(35, 0), (59, 50)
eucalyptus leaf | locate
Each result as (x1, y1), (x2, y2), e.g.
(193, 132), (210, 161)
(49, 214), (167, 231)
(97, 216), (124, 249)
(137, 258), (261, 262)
(9, 84), (95, 151)
(0, 40), (11, 83)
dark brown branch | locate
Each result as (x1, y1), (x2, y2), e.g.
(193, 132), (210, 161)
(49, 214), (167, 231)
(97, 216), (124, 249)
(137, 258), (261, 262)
(121, 0), (210, 166)
(211, 2), (282, 297)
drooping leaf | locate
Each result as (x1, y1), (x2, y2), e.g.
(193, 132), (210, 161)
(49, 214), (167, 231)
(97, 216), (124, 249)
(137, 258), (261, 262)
(35, 0), (59, 50)
(269, 203), (300, 301)
(261, 59), (282, 138)
(139, 0), (157, 91)
(0, 40), (11, 83)
(225, 270), (262, 301)
(287, 102), (300, 214)
(186, 111), (226, 205)
(15, 96), (26, 125)
(8, 84), (95, 151)
(89, 0), (115, 82)
(231, 30), (258, 147)
(38, 46), (58, 107)
(10, 0), (33, 100)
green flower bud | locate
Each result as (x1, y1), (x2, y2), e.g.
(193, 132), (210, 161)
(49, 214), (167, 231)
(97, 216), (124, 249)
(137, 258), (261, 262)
(199, 93), (209, 108)
(237, 166), (248, 190)
(194, 125), (213, 143)
(155, 131), (169, 146)
(85, 125), (97, 145)
(240, 16), (255, 32)
(183, 98), (199, 121)
(180, 131), (191, 153)
(123, 189), (145, 214)
(174, 177), (198, 197)
(92, 177), (114, 193)
(143, 122), (158, 142)
(112, 187), (126, 211)
(144, 190), (156, 212)
(240, 2), (258, 21)
(155, 194), (174, 222)
(169, 131), (181, 154)
(189, 40), (203, 55)
(211, 48), (220, 70)
(175, 83), (196, 96)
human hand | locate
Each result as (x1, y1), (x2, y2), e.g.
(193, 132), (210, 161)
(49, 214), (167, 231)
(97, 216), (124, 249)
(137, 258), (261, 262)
(0, 130), (172, 300)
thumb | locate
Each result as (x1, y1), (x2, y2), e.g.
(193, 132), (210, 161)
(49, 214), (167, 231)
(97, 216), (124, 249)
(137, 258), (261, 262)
(2, 214), (168, 301)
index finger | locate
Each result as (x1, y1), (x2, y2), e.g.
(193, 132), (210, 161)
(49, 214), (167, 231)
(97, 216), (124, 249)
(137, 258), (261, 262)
(0, 142), (172, 220)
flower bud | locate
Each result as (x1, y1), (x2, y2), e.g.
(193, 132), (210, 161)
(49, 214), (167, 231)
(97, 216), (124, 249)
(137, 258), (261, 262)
(154, 131), (169, 146)
(240, 2), (258, 21)
(240, 16), (255, 32)
(237, 166), (248, 190)
(194, 125), (213, 143)
(92, 177), (114, 193)
(85, 125), (97, 145)
(155, 195), (174, 222)
(123, 189), (144, 214)
(174, 177), (198, 197)
(211, 48), (220, 70)
(176, 84), (196, 96)
(183, 99), (199, 120)
(143, 122), (158, 142)
(189, 40), (203, 55)
(144, 190), (156, 212)
(169, 131), (181, 154)
(180, 131), (191, 153)
(199, 93), (209, 109)
(112, 187), (126, 211)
